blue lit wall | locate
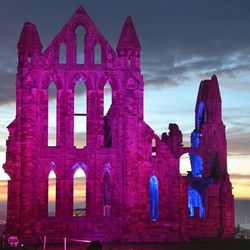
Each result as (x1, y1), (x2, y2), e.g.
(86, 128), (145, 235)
(196, 102), (205, 130)
(189, 152), (203, 177)
(149, 176), (159, 221)
(191, 130), (200, 147)
(189, 130), (203, 177)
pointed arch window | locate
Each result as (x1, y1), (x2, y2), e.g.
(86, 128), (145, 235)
(103, 82), (112, 147)
(74, 80), (87, 148)
(59, 43), (66, 64)
(73, 168), (86, 216)
(103, 171), (111, 216)
(149, 176), (159, 221)
(188, 184), (205, 218)
(152, 138), (156, 156)
(104, 82), (112, 116)
(48, 82), (57, 146)
(94, 43), (101, 64)
(75, 26), (85, 64)
(48, 170), (56, 216)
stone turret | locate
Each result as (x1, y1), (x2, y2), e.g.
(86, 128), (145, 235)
(17, 22), (42, 67)
(117, 16), (141, 68)
(194, 75), (227, 178)
(195, 75), (222, 129)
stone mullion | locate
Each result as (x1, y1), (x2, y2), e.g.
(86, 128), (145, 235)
(56, 88), (61, 147)
(86, 89), (94, 147)
(96, 89), (104, 147)
(67, 89), (74, 148)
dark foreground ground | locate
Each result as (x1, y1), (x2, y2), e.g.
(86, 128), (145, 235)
(1, 239), (250, 250)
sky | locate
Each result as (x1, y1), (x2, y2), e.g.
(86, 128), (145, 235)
(0, 0), (250, 199)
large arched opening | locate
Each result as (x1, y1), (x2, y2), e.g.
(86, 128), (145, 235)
(73, 168), (86, 216)
(179, 152), (203, 177)
(48, 82), (57, 146)
(74, 80), (87, 148)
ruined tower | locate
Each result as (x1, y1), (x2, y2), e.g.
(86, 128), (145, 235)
(3, 6), (234, 242)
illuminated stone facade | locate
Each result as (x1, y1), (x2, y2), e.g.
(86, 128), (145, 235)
(3, 6), (234, 243)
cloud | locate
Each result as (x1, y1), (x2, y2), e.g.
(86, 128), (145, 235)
(230, 174), (250, 180)
(142, 51), (250, 89)
(0, 73), (16, 105)
(232, 181), (250, 188)
(0, 145), (6, 153)
(0, 48), (17, 105)
(0, 0), (250, 99)
(1, 1), (250, 81)
(227, 128), (250, 155)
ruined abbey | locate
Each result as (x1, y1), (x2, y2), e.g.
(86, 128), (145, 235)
(3, 6), (234, 242)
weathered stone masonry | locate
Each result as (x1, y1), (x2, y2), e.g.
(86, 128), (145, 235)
(3, 6), (234, 242)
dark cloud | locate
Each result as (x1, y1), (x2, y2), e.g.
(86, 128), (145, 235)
(0, 1), (250, 89)
(0, 0), (250, 117)
(0, 73), (15, 105)
(143, 52), (250, 88)
(227, 133), (250, 155)
(0, 47), (16, 104)
(224, 112), (250, 155)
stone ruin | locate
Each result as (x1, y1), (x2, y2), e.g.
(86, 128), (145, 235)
(3, 6), (234, 243)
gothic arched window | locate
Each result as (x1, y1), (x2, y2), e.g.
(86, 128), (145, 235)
(104, 82), (112, 116)
(149, 176), (159, 221)
(48, 170), (56, 216)
(152, 138), (156, 156)
(188, 184), (205, 218)
(74, 80), (87, 148)
(73, 168), (86, 216)
(48, 82), (57, 146)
